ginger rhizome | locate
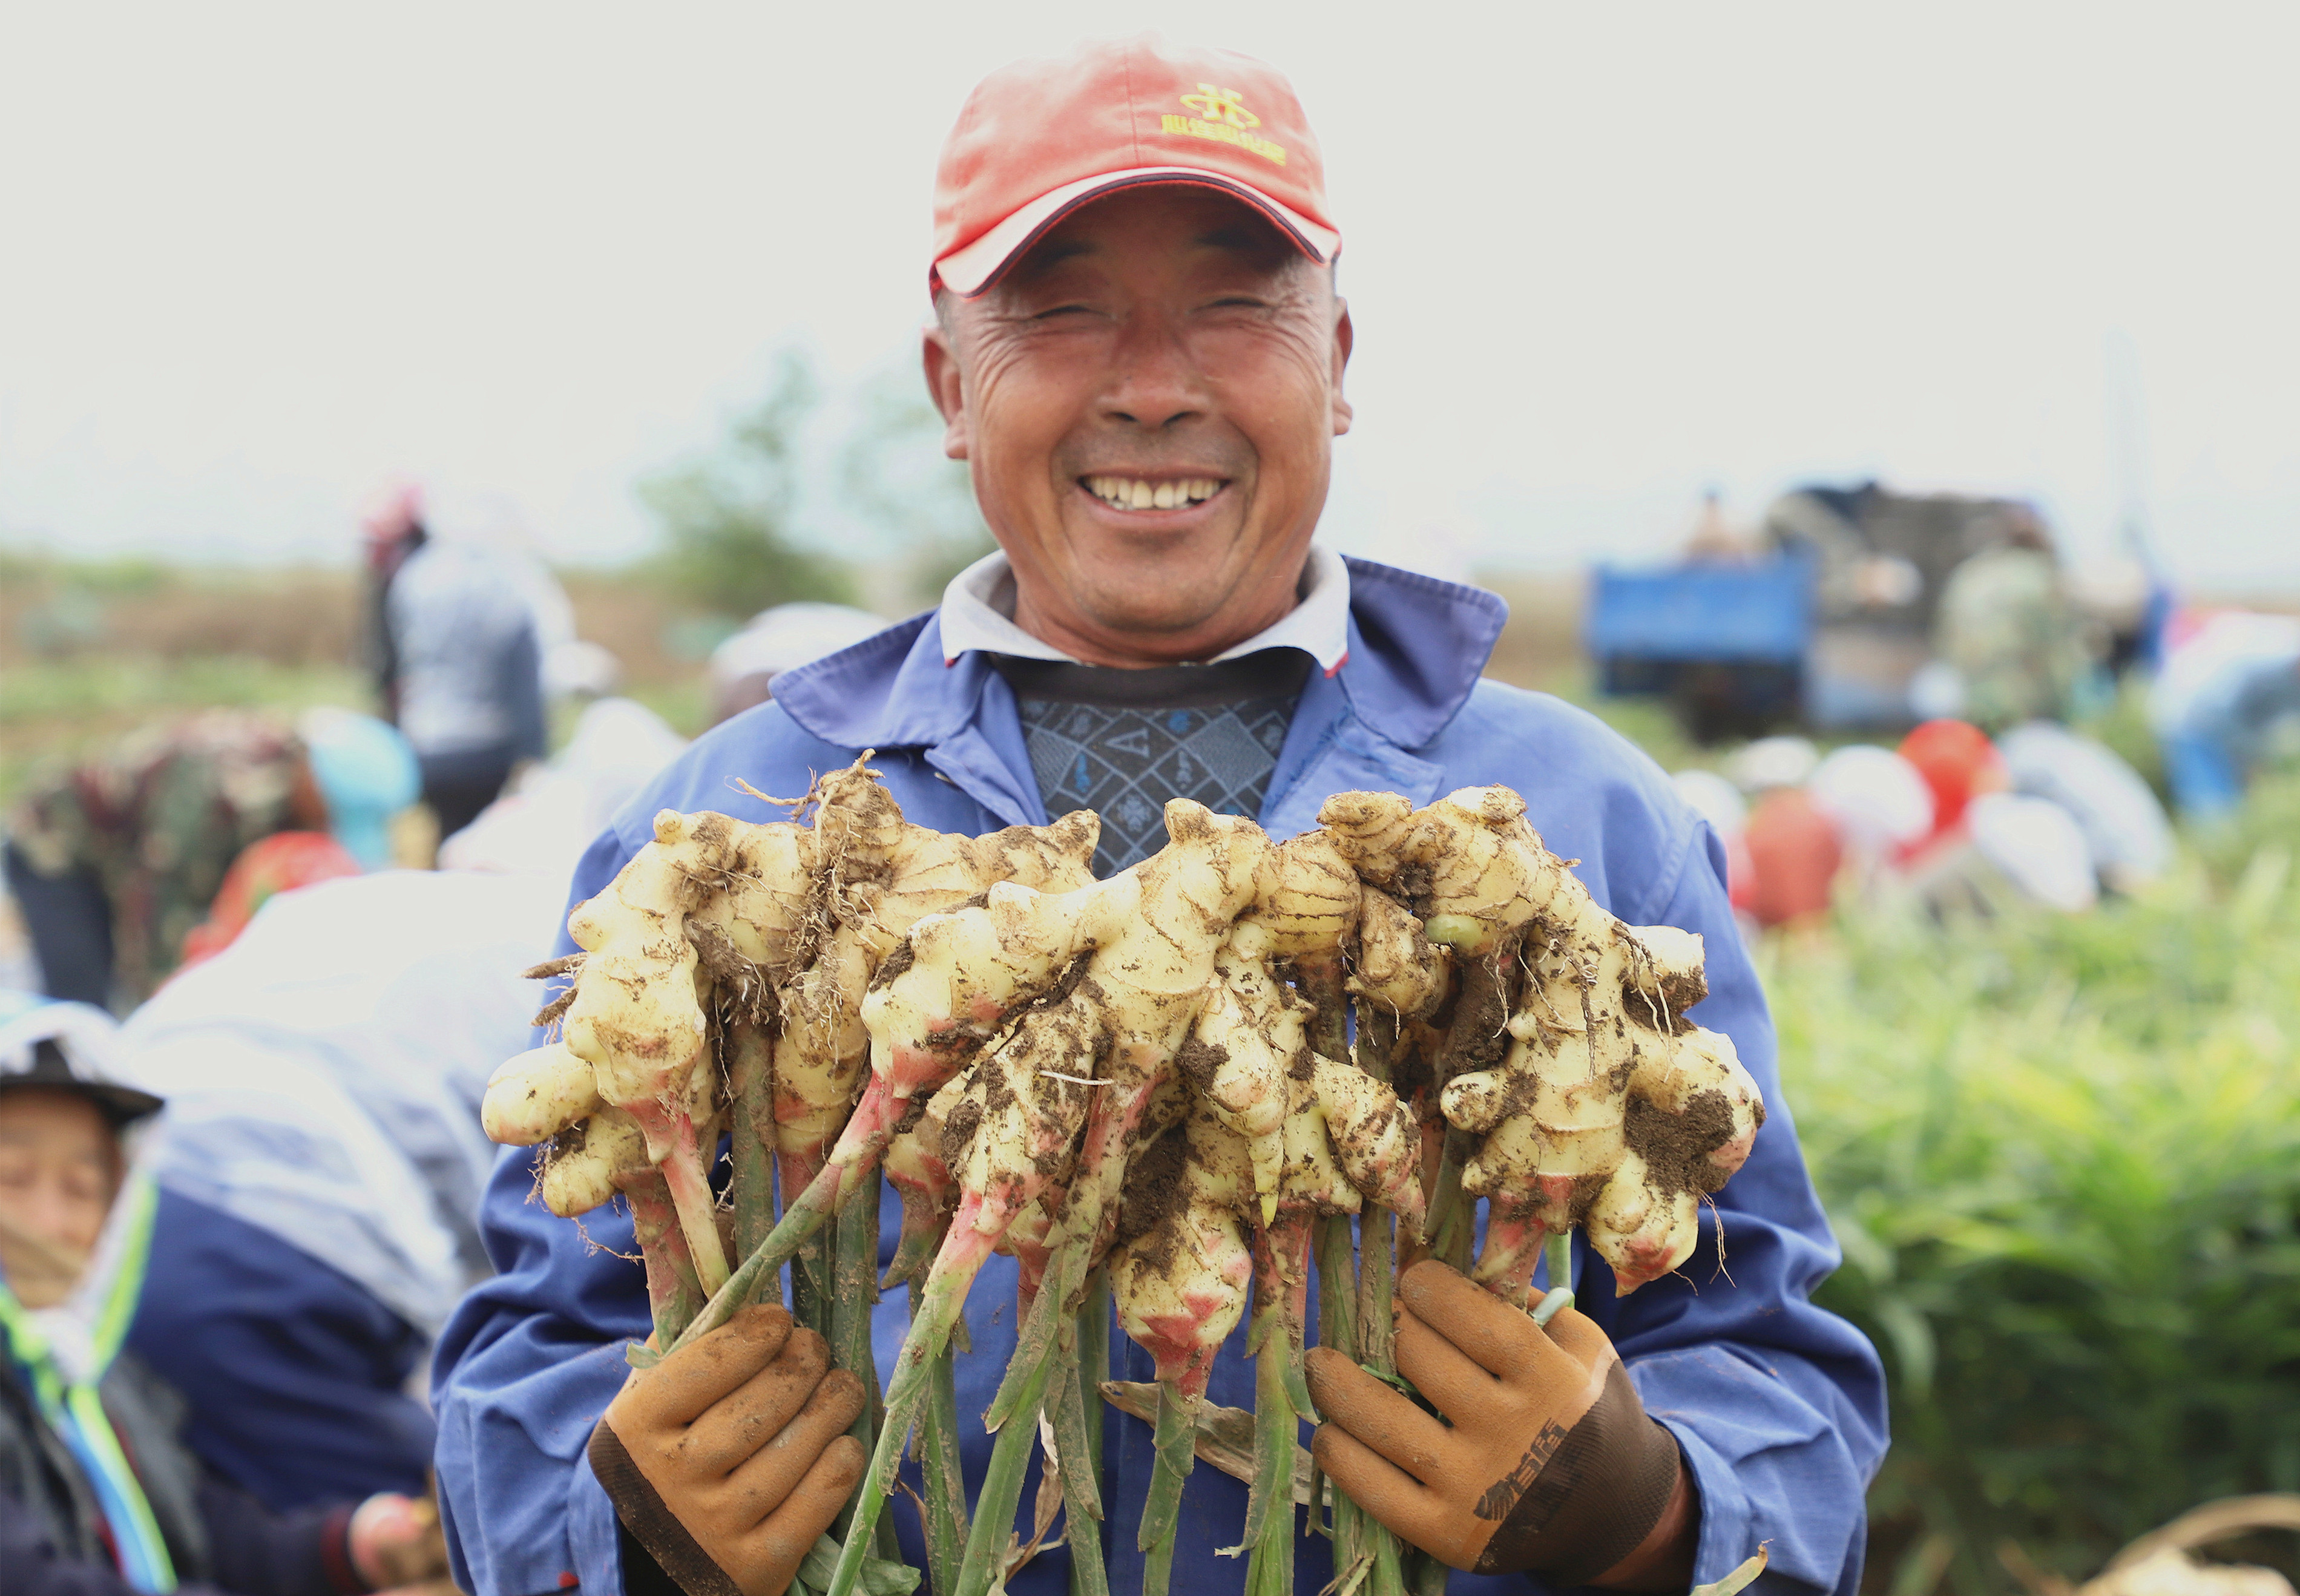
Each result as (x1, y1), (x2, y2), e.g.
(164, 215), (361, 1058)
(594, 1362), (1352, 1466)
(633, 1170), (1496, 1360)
(1322, 784), (1766, 1297)
(482, 756), (1098, 1344)
(485, 806), (805, 1303)
(482, 766), (1767, 1596)
(821, 815), (1431, 1596)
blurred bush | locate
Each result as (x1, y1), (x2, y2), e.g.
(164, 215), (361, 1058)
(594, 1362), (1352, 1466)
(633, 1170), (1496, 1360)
(640, 349), (859, 620)
(1770, 836), (2300, 1595)
(2188, 766), (2300, 891)
(838, 363), (994, 614)
(639, 347), (1000, 622)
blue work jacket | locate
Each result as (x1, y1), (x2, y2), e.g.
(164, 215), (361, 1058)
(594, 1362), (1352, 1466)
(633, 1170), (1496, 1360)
(432, 559), (1887, 1596)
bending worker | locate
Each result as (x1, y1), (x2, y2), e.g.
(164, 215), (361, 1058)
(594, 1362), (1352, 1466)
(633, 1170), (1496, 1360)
(121, 869), (561, 1512)
(434, 34), (1886, 1596)
(0, 995), (449, 1594)
(4, 709), (418, 1011)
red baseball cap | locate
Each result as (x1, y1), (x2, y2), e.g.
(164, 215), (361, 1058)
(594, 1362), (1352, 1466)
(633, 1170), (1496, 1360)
(932, 33), (1340, 298)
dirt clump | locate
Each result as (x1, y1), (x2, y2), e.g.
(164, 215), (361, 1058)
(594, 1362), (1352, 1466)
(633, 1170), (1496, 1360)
(1109, 1128), (1189, 1270)
(1174, 1039), (1227, 1092)
(940, 1100), (984, 1165)
(1625, 1088), (1740, 1198)
(868, 939), (915, 990)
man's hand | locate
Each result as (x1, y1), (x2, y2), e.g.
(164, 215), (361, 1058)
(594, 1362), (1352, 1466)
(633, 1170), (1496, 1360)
(1305, 1260), (1694, 1589)
(347, 1489), (448, 1588)
(588, 1304), (867, 1596)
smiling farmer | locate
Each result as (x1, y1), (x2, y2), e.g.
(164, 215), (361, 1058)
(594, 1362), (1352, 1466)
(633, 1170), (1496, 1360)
(432, 33), (1885, 1596)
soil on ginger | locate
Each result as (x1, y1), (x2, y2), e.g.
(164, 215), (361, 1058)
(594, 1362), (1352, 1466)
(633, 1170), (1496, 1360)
(1036, 956), (1098, 1014)
(1108, 1128), (1189, 1270)
(890, 1091), (932, 1142)
(1174, 1039), (1227, 1093)
(1286, 1039), (1316, 1083)
(1442, 947), (1518, 1079)
(979, 1053), (1016, 1120)
(870, 939), (915, 989)
(684, 919), (760, 991)
(674, 813), (737, 909)
(1623, 1087), (1759, 1198)
(940, 1099), (984, 1166)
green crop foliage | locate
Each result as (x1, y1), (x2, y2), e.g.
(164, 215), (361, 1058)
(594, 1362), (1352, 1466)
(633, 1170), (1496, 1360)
(1769, 833), (2300, 1595)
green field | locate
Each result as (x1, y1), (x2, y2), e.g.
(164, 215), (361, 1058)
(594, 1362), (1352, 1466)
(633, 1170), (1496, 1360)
(1772, 777), (2300, 1592)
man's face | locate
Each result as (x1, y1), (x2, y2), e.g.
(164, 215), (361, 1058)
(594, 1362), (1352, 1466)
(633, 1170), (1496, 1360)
(926, 186), (1353, 666)
(0, 1088), (120, 1305)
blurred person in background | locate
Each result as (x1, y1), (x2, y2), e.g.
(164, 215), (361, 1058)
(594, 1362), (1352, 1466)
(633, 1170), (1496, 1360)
(1896, 718), (2006, 846)
(361, 484), (553, 839)
(1736, 787), (1844, 928)
(705, 601), (889, 725)
(0, 993), (451, 1594)
(1994, 721), (2172, 893)
(2148, 608), (2300, 817)
(1680, 487), (1757, 562)
(360, 483), (429, 726)
(1928, 522), (2091, 732)
(111, 869), (559, 1514)
(2, 711), (417, 1011)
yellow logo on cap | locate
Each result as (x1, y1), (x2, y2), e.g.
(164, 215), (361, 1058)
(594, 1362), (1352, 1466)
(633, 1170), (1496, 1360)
(1163, 83), (1287, 166)
(1179, 84), (1258, 128)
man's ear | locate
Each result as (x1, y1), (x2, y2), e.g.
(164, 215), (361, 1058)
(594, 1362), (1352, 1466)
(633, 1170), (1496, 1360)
(922, 322), (971, 461)
(1330, 297), (1355, 438)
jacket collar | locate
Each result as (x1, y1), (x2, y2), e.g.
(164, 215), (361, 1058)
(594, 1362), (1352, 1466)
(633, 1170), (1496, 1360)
(936, 544), (1355, 674)
(770, 556), (1506, 762)
(1326, 557), (1508, 749)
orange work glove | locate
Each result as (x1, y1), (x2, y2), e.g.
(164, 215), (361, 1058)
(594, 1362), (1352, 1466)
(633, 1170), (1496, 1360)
(1305, 1261), (1687, 1588)
(587, 1304), (866, 1596)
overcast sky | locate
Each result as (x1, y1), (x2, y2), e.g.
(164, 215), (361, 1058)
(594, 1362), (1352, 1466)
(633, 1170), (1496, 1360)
(2, 2), (2295, 586)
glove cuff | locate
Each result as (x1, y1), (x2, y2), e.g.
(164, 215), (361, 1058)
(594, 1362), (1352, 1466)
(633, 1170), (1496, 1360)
(1473, 1361), (1683, 1585)
(588, 1418), (746, 1596)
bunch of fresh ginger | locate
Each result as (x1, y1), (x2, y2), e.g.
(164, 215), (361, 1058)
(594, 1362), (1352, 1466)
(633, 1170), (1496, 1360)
(480, 765), (1764, 1596)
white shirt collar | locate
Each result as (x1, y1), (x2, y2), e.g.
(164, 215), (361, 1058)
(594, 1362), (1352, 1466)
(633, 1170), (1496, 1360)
(938, 544), (1352, 675)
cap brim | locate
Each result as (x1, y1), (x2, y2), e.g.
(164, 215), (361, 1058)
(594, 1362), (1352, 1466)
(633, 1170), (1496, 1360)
(934, 167), (1339, 298)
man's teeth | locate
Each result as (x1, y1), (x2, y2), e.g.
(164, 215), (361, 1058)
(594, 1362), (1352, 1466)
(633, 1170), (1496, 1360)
(1085, 476), (1221, 510)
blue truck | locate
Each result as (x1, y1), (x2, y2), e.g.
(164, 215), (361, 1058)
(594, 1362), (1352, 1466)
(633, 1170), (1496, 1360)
(1584, 482), (2052, 741)
(1585, 553), (1815, 742)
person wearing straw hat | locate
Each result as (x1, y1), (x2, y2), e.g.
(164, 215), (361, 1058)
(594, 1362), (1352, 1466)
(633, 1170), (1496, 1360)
(434, 34), (1885, 1596)
(0, 993), (450, 1595)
